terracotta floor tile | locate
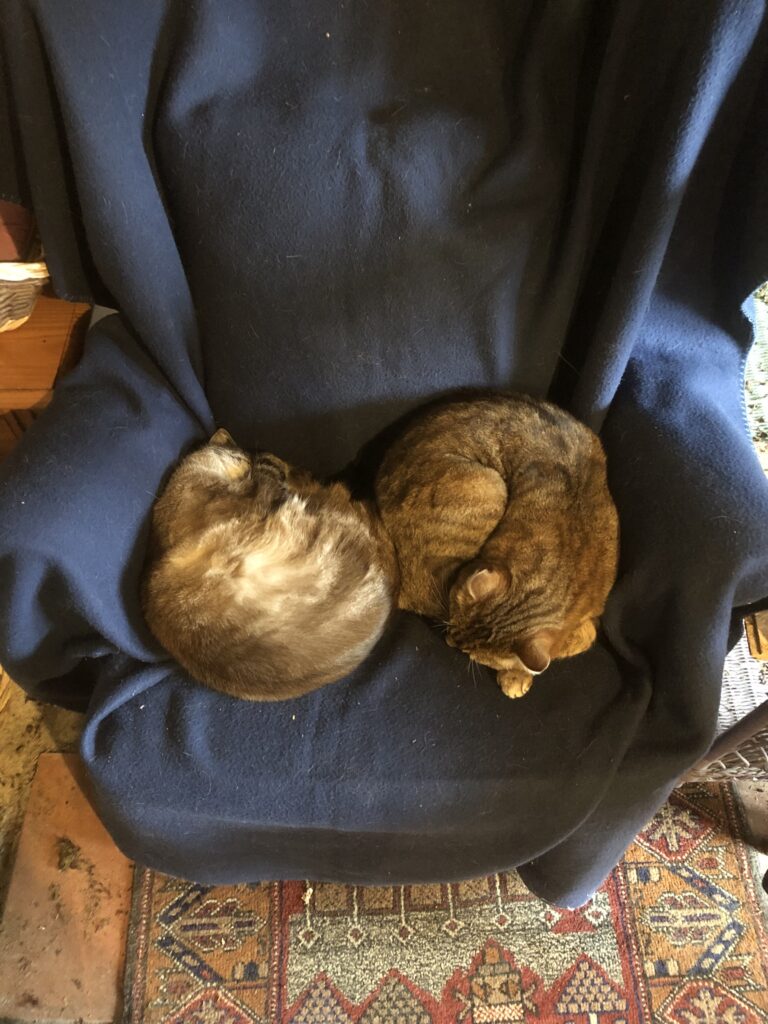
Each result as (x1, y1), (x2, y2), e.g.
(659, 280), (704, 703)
(0, 753), (133, 1022)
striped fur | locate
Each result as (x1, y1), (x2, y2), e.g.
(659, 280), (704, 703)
(375, 394), (618, 698)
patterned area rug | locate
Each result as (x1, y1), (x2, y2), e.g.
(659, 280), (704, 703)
(123, 784), (768, 1023)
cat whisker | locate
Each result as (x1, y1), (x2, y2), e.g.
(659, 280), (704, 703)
(426, 574), (447, 614)
(470, 658), (480, 689)
(557, 351), (579, 374)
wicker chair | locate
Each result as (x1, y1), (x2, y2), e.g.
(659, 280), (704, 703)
(686, 290), (768, 784)
(685, 632), (768, 782)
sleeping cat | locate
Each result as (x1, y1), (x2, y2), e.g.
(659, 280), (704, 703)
(142, 430), (397, 700)
(374, 393), (619, 698)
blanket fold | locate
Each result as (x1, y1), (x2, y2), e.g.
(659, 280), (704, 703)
(1, 0), (767, 906)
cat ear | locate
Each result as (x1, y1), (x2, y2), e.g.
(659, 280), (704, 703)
(209, 428), (236, 447)
(461, 564), (509, 602)
(515, 636), (551, 675)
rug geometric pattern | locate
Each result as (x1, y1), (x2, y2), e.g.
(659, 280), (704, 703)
(123, 784), (768, 1023)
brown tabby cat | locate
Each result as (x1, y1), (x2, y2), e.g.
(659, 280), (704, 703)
(374, 393), (619, 698)
(142, 430), (397, 700)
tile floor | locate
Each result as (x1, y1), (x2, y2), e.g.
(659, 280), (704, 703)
(0, 753), (132, 1022)
(0, 679), (82, 912)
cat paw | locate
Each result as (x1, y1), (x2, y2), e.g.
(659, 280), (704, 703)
(557, 618), (598, 658)
(498, 671), (533, 699)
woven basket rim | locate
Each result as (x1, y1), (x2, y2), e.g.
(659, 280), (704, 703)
(0, 261), (49, 283)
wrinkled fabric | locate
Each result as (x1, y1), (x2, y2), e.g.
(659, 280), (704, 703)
(0, 0), (766, 906)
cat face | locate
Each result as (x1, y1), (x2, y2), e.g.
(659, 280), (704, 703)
(151, 430), (321, 551)
(203, 428), (317, 503)
(445, 560), (598, 678)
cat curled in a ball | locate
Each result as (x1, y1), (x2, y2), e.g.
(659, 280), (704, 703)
(142, 429), (397, 700)
(374, 393), (619, 698)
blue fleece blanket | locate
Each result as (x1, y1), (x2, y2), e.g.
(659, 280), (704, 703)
(1, 0), (767, 906)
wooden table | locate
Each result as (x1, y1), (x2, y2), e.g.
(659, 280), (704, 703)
(0, 295), (91, 460)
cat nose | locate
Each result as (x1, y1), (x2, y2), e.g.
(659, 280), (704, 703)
(445, 636), (457, 648)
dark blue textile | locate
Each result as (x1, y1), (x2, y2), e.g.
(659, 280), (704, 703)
(1, 0), (767, 906)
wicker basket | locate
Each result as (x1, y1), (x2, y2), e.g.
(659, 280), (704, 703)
(0, 260), (49, 332)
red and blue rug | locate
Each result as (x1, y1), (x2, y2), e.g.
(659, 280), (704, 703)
(123, 783), (768, 1023)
